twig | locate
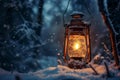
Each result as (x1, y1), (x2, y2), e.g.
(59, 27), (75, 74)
(102, 42), (111, 54)
(89, 64), (99, 75)
(57, 53), (63, 65)
(104, 62), (111, 77)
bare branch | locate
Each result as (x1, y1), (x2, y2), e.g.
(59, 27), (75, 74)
(89, 64), (99, 75)
(104, 62), (111, 77)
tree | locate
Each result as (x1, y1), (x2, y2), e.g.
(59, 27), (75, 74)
(98, 0), (120, 66)
(0, 0), (44, 72)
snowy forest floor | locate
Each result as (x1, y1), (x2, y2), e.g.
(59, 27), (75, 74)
(0, 64), (120, 80)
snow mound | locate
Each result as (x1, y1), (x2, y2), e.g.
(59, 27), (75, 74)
(33, 65), (107, 80)
(0, 68), (40, 80)
(0, 64), (120, 80)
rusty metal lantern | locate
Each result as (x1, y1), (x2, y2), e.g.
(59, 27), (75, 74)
(63, 12), (91, 63)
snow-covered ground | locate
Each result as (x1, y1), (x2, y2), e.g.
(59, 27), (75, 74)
(0, 64), (120, 80)
(0, 68), (39, 80)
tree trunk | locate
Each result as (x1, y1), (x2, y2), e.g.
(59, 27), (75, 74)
(98, 0), (119, 66)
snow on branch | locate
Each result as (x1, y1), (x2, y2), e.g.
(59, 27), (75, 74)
(98, 0), (119, 66)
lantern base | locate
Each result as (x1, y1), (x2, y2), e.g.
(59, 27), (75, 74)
(67, 58), (88, 69)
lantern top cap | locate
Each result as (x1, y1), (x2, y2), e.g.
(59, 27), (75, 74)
(71, 12), (84, 19)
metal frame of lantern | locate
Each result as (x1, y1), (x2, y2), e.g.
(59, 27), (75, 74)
(63, 12), (91, 63)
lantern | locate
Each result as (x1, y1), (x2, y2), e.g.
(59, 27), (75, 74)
(63, 12), (91, 63)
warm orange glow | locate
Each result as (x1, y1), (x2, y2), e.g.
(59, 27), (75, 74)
(74, 42), (80, 50)
(68, 35), (86, 58)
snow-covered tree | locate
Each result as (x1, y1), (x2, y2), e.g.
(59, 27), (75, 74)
(98, 0), (120, 66)
(0, 0), (44, 72)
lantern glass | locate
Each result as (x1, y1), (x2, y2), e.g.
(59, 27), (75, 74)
(68, 34), (87, 58)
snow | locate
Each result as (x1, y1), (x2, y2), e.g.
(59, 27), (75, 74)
(0, 64), (120, 80)
(33, 65), (105, 80)
(0, 69), (40, 80)
(34, 64), (120, 80)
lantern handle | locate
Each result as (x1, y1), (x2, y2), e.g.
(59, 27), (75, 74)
(63, 0), (71, 27)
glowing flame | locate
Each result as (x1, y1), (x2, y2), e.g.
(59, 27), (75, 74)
(74, 43), (80, 50)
